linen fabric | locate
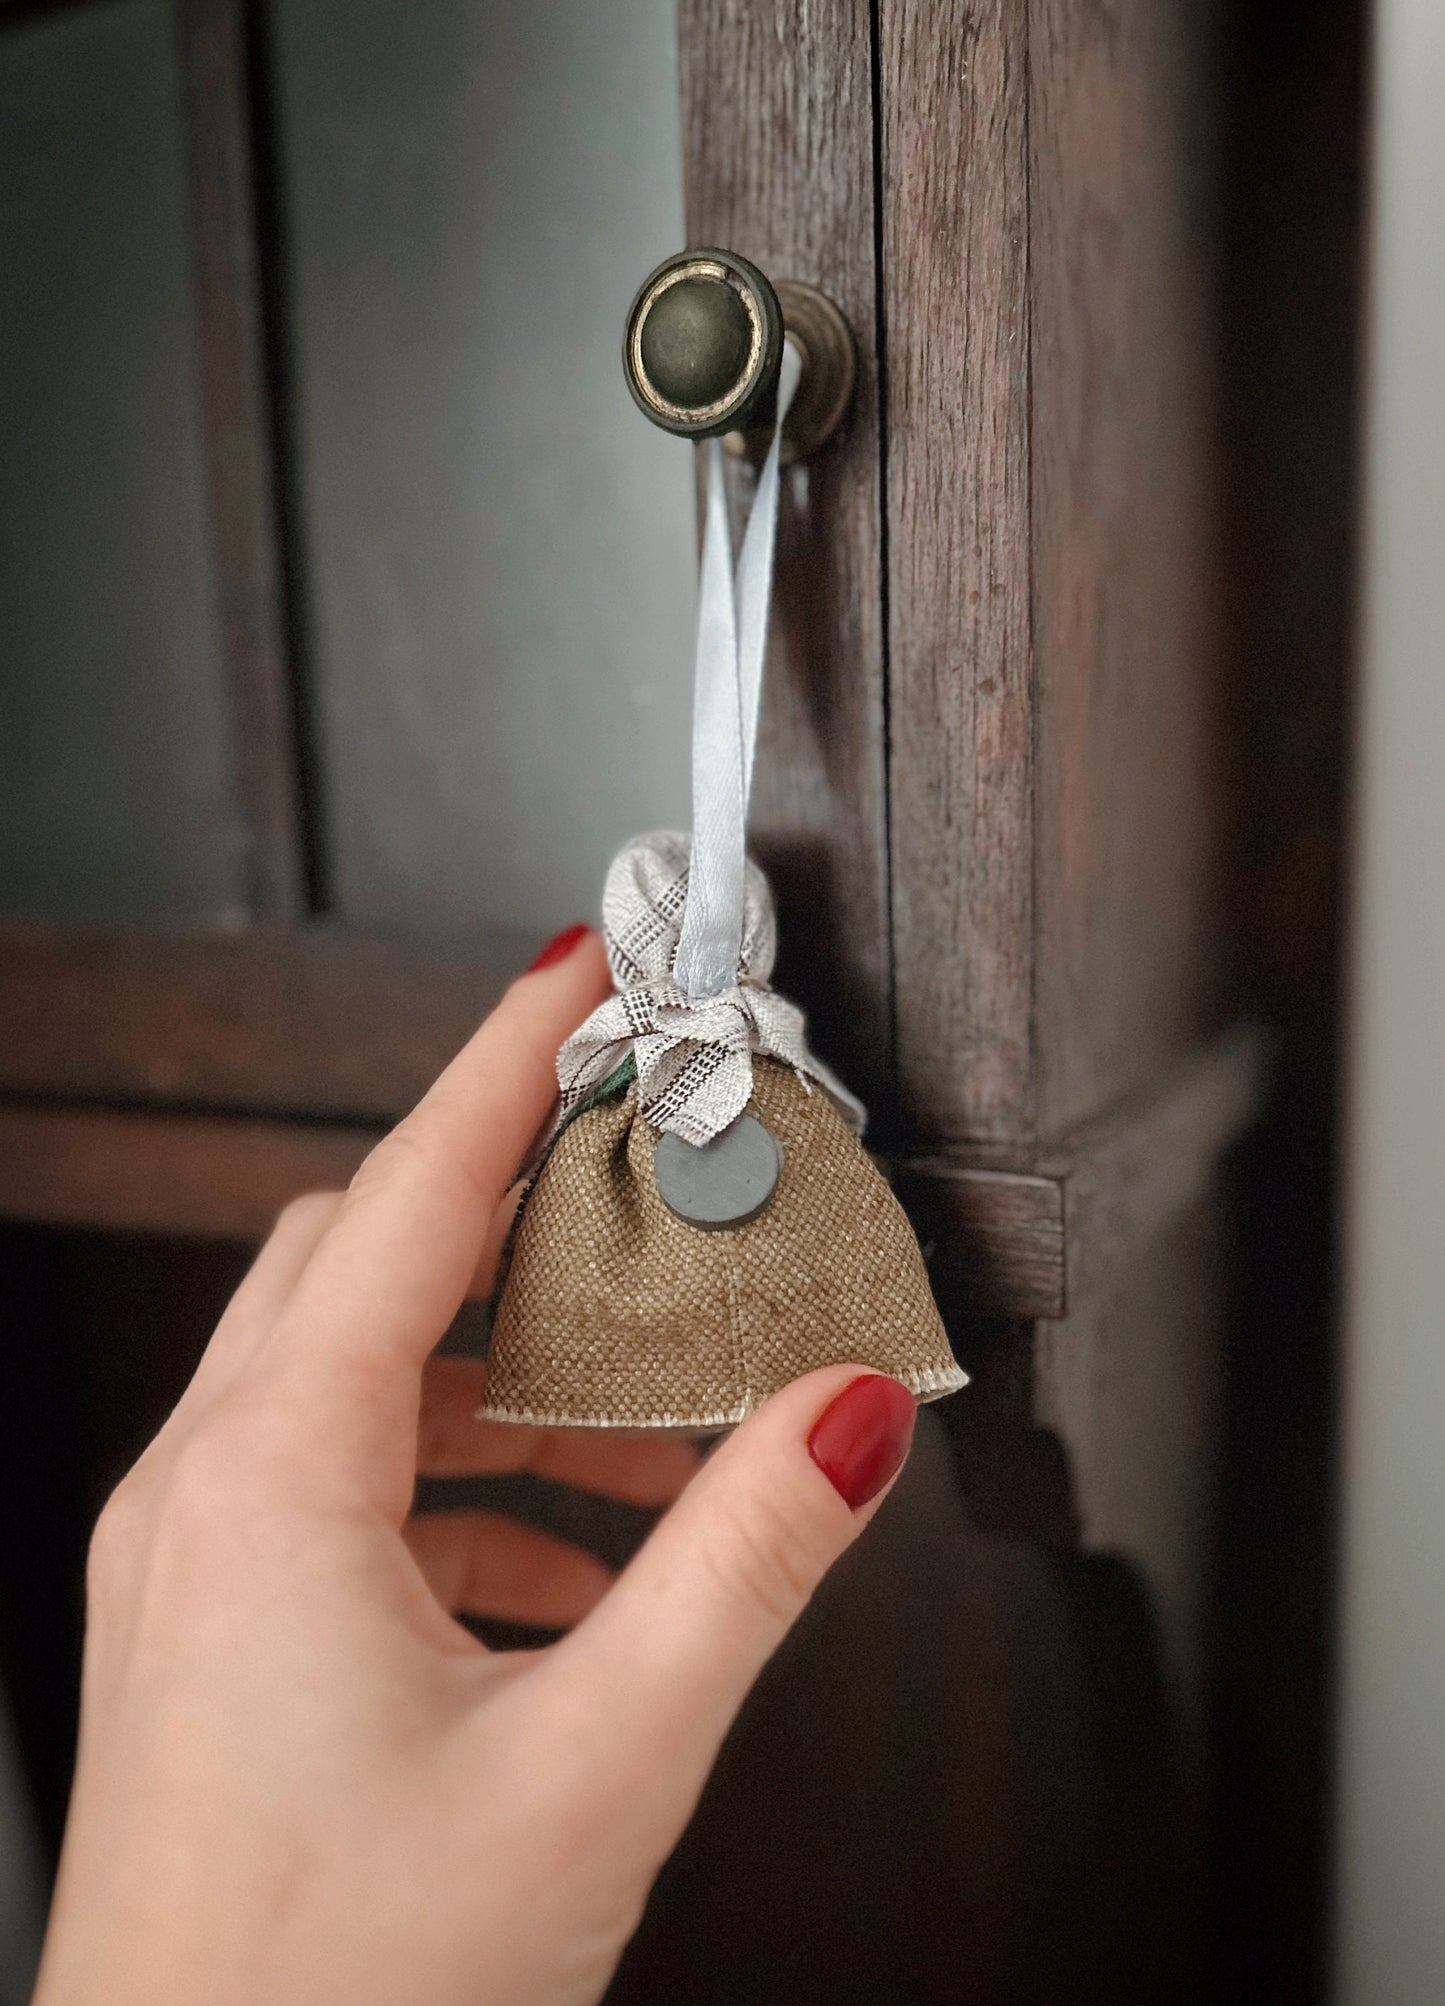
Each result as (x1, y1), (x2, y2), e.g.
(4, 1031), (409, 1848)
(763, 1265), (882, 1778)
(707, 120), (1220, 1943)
(555, 831), (865, 1150)
(479, 1056), (967, 1431)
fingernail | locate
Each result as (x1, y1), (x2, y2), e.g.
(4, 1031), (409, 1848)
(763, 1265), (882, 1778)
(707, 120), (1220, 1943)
(807, 1374), (916, 1511)
(527, 923), (589, 974)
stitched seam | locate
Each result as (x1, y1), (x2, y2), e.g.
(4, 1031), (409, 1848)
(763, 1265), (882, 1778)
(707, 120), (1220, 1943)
(475, 1362), (969, 1433)
(725, 1258), (750, 1412)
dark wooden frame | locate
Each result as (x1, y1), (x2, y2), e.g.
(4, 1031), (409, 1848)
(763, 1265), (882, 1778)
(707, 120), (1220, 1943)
(0, 919), (1263, 1324)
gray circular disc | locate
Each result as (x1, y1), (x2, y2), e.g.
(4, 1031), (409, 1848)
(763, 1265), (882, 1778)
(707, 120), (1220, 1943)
(654, 1114), (782, 1230)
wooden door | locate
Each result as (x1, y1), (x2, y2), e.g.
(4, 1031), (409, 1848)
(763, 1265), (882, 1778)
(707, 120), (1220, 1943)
(610, 6), (1256, 1997)
(0, 2), (1361, 1998)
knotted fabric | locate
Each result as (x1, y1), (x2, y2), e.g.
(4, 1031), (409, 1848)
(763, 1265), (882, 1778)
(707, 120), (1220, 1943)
(555, 831), (865, 1148)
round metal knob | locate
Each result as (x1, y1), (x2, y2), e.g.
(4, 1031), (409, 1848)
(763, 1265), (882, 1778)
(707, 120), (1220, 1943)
(624, 249), (783, 440)
(624, 249), (855, 462)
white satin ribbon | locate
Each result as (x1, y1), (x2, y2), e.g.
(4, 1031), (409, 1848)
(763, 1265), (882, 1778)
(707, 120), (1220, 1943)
(673, 340), (803, 1001)
(553, 340), (865, 1145)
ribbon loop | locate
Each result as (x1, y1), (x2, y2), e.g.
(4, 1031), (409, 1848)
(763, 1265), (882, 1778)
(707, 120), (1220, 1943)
(674, 341), (802, 1001)
(554, 342), (865, 1147)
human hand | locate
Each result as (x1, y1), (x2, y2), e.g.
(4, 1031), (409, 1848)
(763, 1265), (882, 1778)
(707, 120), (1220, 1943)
(34, 926), (917, 2006)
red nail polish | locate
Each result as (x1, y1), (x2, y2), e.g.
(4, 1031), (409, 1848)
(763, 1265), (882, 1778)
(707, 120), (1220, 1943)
(527, 923), (589, 974)
(807, 1374), (916, 1510)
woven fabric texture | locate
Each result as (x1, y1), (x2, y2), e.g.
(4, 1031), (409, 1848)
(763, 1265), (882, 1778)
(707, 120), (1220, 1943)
(554, 832), (865, 1148)
(480, 1056), (967, 1430)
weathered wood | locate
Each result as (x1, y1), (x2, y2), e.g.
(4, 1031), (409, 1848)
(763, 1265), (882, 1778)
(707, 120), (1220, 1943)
(894, 1164), (1066, 1321)
(0, 1102), (377, 1240)
(878, 0), (1034, 1145)
(1028, 0), (1227, 1136)
(0, 924), (1263, 1311)
(0, 1091), (1066, 1306)
(0, 922), (532, 1120)
(175, 0), (307, 919)
(1029, 1028), (1272, 1727)
(1047, 1021), (1268, 1314)
(880, 0), (1228, 1151)
(677, 0), (891, 1109)
(898, 1022), (1266, 1327)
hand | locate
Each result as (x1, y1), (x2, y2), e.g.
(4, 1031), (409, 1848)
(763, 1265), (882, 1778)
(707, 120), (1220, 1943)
(34, 928), (917, 2006)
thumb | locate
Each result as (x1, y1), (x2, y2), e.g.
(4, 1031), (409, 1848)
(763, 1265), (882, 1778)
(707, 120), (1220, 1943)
(544, 1366), (916, 1834)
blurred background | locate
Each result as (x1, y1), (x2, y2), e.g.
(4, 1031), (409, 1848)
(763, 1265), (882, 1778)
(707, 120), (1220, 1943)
(0, 0), (1440, 2000)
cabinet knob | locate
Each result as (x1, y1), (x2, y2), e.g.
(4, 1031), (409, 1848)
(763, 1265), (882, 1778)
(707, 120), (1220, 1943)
(623, 249), (855, 464)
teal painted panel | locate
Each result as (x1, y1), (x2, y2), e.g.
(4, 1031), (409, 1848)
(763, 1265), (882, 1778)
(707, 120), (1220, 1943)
(0, 2), (240, 925)
(272, 0), (695, 937)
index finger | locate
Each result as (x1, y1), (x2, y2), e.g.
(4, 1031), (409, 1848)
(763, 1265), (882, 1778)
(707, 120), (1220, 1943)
(258, 928), (609, 1508)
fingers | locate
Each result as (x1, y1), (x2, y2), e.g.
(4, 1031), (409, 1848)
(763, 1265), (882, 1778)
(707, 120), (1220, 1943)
(166, 1192), (345, 1423)
(417, 1360), (515, 1475)
(255, 931), (610, 1508)
(528, 1430), (702, 1510)
(404, 1511), (614, 1630)
(467, 1182), (525, 1302)
(538, 1369), (915, 1839)
(417, 1359), (702, 1506)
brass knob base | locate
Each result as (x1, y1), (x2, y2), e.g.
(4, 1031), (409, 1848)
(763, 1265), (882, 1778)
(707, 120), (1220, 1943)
(726, 280), (856, 466)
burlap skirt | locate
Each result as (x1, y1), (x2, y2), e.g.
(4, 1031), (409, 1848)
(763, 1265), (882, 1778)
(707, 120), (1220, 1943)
(478, 1056), (966, 1430)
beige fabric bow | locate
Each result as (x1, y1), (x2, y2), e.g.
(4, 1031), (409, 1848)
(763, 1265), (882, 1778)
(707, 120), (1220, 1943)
(555, 831), (866, 1148)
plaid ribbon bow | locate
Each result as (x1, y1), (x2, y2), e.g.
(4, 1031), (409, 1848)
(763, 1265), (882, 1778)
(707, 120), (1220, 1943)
(555, 831), (866, 1148)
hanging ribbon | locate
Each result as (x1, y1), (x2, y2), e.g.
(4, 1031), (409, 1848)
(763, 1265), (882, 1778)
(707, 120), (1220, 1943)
(674, 340), (802, 1000)
(554, 341), (865, 1146)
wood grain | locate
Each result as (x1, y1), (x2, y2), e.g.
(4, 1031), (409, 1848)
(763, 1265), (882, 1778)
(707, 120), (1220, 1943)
(894, 1163), (1066, 1321)
(895, 1022), (1266, 1328)
(176, 0), (307, 919)
(0, 913), (1264, 1317)
(1047, 1021), (1268, 1314)
(1028, 0), (1228, 1135)
(0, 1102), (377, 1240)
(677, 0), (891, 1110)
(878, 0), (1034, 1145)
(0, 922), (533, 1120)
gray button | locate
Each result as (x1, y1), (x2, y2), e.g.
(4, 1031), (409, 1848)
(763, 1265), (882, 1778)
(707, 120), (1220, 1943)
(654, 1113), (782, 1230)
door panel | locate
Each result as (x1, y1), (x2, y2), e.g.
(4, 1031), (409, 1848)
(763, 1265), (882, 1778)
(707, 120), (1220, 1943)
(0, 2), (238, 926)
(270, 0), (697, 937)
(880, 0), (1034, 1145)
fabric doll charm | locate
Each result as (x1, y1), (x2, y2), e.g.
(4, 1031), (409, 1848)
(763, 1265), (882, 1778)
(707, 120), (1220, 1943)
(478, 346), (966, 1429)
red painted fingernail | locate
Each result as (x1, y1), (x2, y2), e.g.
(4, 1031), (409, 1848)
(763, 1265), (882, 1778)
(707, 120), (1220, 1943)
(807, 1374), (916, 1511)
(527, 923), (589, 974)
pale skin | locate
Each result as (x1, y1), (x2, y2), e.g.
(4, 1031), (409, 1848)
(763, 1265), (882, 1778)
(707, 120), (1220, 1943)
(33, 930), (915, 2006)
